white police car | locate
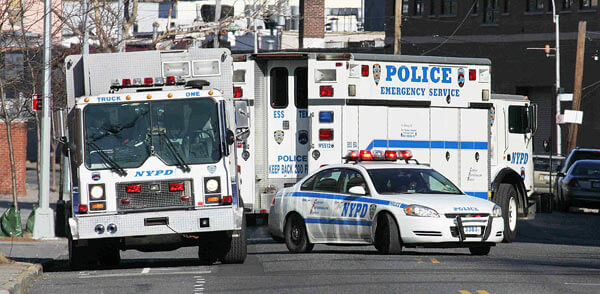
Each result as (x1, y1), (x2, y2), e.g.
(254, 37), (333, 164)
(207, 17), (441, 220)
(268, 150), (504, 255)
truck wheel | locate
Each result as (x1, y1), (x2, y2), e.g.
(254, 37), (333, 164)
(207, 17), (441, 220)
(469, 246), (491, 256)
(69, 238), (96, 269)
(285, 214), (314, 253)
(495, 184), (518, 243)
(220, 217), (248, 264)
(374, 213), (402, 255)
(198, 238), (218, 265)
(98, 247), (120, 267)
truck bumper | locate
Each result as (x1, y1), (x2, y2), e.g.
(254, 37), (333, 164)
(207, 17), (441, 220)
(69, 207), (243, 240)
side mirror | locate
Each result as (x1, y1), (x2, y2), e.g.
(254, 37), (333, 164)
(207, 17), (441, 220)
(543, 139), (550, 153)
(234, 100), (250, 129)
(58, 136), (69, 157)
(348, 186), (367, 195)
(226, 129), (235, 145)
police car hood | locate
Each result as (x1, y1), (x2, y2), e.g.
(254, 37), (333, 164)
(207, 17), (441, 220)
(382, 193), (495, 213)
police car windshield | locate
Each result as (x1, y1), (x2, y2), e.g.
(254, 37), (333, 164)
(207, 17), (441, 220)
(84, 98), (221, 170)
(367, 168), (462, 195)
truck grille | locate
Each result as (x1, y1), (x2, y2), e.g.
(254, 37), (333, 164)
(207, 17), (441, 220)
(116, 179), (194, 211)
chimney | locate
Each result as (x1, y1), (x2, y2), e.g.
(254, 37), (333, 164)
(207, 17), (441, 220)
(299, 0), (324, 48)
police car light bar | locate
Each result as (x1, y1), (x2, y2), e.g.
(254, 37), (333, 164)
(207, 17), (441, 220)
(344, 150), (414, 163)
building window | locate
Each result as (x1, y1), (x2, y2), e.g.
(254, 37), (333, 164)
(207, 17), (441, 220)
(503, 0), (509, 13)
(580, 0), (598, 9)
(403, 0), (409, 15)
(441, 0), (457, 15)
(483, 0), (499, 23)
(2, 52), (24, 81)
(430, 0), (436, 15)
(562, 0), (573, 10)
(526, 0), (544, 12)
(471, 0), (479, 15)
(415, 0), (424, 15)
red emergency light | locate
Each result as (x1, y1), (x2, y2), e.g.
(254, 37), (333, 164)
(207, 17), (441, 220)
(469, 69), (477, 81)
(144, 77), (154, 86)
(166, 76), (176, 85)
(233, 86), (243, 98)
(319, 128), (334, 141)
(320, 85), (334, 97)
(169, 182), (185, 192)
(361, 65), (369, 77)
(126, 184), (141, 193)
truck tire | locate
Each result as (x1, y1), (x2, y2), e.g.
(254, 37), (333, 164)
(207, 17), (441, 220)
(98, 247), (120, 267)
(220, 217), (248, 264)
(469, 245), (491, 256)
(495, 183), (518, 243)
(285, 214), (314, 253)
(69, 238), (96, 270)
(374, 213), (403, 255)
(198, 238), (219, 265)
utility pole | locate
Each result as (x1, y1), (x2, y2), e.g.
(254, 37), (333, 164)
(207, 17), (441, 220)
(34, 0), (55, 239)
(550, 0), (561, 155)
(214, 0), (221, 48)
(567, 21), (586, 152)
(394, 0), (402, 55)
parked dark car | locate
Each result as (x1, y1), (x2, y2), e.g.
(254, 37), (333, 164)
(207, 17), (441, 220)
(554, 148), (600, 211)
(555, 160), (600, 211)
(532, 155), (564, 212)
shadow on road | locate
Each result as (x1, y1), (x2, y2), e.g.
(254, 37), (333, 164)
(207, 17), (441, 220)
(517, 210), (600, 247)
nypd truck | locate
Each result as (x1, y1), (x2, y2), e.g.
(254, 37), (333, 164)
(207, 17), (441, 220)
(61, 48), (249, 267)
(232, 53), (535, 242)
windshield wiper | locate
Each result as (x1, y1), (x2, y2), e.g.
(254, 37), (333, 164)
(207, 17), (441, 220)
(151, 129), (191, 172)
(86, 142), (127, 176)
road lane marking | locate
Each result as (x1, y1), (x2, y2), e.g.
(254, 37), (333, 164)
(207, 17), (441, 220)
(458, 291), (471, 294)
(430, 258), (440, 264)
(141, 268), (150, 274)
(78, 270), (211, 279)
(476, 291), (490, 294)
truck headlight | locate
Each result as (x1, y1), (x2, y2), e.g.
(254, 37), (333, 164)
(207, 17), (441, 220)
(205, 177), (220, 193)
(89, 184), (105, 200)
(492, 204), (502, 217)
(404, 204), (440, 218)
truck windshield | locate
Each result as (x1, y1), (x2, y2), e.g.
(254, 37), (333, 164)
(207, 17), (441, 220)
(367, 168), (462, 195)
(84, 98), (222, 170)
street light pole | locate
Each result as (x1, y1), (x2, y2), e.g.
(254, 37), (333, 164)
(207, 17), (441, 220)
(551, 0), (562, 155)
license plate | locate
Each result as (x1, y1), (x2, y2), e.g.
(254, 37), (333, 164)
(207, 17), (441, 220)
(463, 226), (481, 235)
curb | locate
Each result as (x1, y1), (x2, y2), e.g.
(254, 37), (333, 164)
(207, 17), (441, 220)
(0, 263), (42, 294)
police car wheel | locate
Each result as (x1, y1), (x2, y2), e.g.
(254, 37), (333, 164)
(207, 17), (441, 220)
(374, 213), (402, 255)
(469, 245), (491, 256)
(285, 214), (314, 253)
(496, 184), (518, 243)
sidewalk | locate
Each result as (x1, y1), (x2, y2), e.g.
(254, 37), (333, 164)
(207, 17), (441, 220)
(0, 164), (67, 294)
(0, 254), (42, 294)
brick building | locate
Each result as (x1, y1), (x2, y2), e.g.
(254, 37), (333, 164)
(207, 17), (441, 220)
(0, 121), (28, 196)
(385, 0), (600, 155)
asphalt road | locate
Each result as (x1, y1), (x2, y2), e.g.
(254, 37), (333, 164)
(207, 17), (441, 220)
(27, 211), (600, 294)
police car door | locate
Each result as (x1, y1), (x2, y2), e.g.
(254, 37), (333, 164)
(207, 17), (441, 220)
(267, 62), (310, 180)
(336, 168), (372, 241)
(302, 168), (344, 240)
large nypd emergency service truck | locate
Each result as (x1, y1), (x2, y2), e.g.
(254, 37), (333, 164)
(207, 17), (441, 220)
(62, 48), (249, 267)
(232, 53), (535, 242)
